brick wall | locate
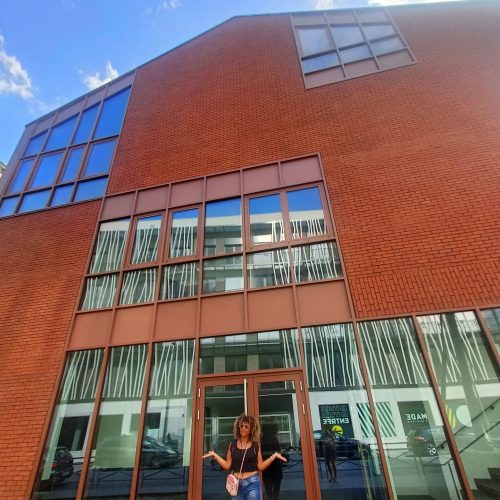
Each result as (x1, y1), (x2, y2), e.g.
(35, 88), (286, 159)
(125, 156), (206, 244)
(0, 202), (100, 497)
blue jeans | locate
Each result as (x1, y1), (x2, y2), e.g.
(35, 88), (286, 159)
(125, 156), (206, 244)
(234, 473), (261, 500)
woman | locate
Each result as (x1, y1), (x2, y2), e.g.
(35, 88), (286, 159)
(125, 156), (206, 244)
(202, 414), (287, 499)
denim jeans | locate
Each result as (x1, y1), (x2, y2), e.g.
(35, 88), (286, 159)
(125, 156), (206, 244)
(234, 473), (261, 500)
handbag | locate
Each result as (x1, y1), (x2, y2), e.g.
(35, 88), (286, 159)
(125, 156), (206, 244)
(226, 442), (249, 496)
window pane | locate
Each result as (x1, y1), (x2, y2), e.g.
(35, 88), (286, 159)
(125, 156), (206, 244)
(0, 196), (19, 216)
(481, 308), (500, 353)
(73, 177), (108, 202)
(8, 158), (35, 193)
(302, 52), (340, 74)
(204, 198), (242, 255)
(90, 218), (130, 273)
(169, 208), (199, 258)
(200, 330), (300, 374)
(73, 104), (99, 144)
(371, 36), (405, 55)
(418, 312), (500, 495)
(84, 345), (148, 498)
(339, 44), (372, 63)
(203, 255), (243, 293)
(31, 349), (104, 499)
(93, 87), (131, 140)
(18, 190), (51, 213)
(331, 25), (364, 47)
(131, 215), (162, 264)
(249, 194), (284, 245)
(80, 274), (118, 310)
(45, 115), (78, 151)
(292, 242), (342, 282)
(84, 140), (116, 177)
(120, 268), (157, 305)
(362, 23), (396, 40)
(298, 27), (331, 56)
(287, 187), (326, 239)
(247, 249), (290, 288)
(161, 262), (198, 300)
(24, 131), (47, 156)
(359, 318), (464, 499)
(51, 185), (74, 207)
(30, 153), (64, 189)
(61, 147), (84, 182)
(303, 324), (389, 498)
(137, 340), (195, 497)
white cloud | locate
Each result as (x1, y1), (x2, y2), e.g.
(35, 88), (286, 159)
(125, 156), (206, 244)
(82, 61), (119, 91)
(0, 33), (33, 100)
(308, 0), (335, 8)
(159, 0), (182, 10)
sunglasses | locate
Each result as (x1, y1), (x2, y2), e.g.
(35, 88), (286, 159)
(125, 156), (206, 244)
(239, 423), (251, 429)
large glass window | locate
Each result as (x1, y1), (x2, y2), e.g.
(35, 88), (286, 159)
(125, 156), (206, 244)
(137, 340), (195, 498)
(202, 255), (243, 293)
(169, 208), (199, 258)
(24, 130), (47, 156)
(8, 158), (34, 193)
(161, 262), (198, 300)
(249, 193), (285, 245)
(84, 140), (116, 177)
(287, 187), (326, 239)
(73, 105), (99, 145)
(120, 268), (157, 305)
(247, 249), (290, 288)
(84, 344), (148, 498)
(480, 308), (500, 353)
(297, 27), (332, 56)
(292, 241), (342, 282)
(0, 196), (19, 217)
(32, 349), (104, 499)
(45, 115), (78, 152)
(80, 274), (119, 310)
(93, 87), (131, 140)
(303, 324), (388, 499)
(30, 153), (64, 189)
(204, 198), (242, 255)
(199, 330), (300, 374)
(90, 219), (130, 274)
(18, 189), (51, 213)
(417, 312), (500, 497)
(359, 318), (464, 499)
(331, 25), (365, 47)
(73, 177), (108, 202)
(51, 185), (73, 207)
(131, 215), (162, 265)
(61, 147), (85, 182)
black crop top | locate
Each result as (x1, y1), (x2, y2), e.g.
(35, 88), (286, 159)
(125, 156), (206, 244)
(230, 440), (259, 473)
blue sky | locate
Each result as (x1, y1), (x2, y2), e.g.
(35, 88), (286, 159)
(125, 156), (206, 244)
(0, 0), (463, 164)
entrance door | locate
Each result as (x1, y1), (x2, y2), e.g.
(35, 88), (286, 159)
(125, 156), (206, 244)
(192, 372), (318, 500)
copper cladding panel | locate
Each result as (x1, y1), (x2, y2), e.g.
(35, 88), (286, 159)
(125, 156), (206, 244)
(69, 310), (113, 349)
(243, 164), (280, 193)
(170, 179), (204, 207)
(281, 157), (322, 187)
(110, 305), (154, 345)
(101, 193), (135, 221)
(155, 299), (198, 340)
(247, 287), (296, 331)
(296, 281), (351, 325)
(206, 171), (241, 201)
(135, 186), (169, 214)
(200, 293), (245, 336)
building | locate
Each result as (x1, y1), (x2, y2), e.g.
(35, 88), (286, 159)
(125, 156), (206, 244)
(0, 1), (499, 499)
(0, 161), (5, 179)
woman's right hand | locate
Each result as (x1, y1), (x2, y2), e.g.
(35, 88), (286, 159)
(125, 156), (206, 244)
(202, 450), (216, 459)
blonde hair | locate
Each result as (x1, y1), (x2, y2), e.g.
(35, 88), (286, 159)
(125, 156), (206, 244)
(233, 414), (260, 443)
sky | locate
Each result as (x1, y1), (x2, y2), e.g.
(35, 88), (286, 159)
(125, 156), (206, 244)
(0, 0), (464, 164)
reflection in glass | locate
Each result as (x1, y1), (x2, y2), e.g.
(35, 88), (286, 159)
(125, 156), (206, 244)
(45, 115), (78, 151)
(204, 198), (242, 255)
(137, 340), (195, 498)
(0, 196), (19, 217)
(84, 344), (148, 498)
(418, 312), (500, 497)
(32, 349), (103, 499)
(170, 208), (199, 258)
(339, 44), (372, 63)
(302, 52), (340, 74)
(362, 24), (396, 40)
(24, 131), (47, 156)
(131, 215), (162, 264)
(51, 185), (74, 207)
(90, 218), (130, 273)
(202, 255), (243, 293)
(287, 187), (326, 239)
(73, 105), (99, 144)
(371, 36), (405, 56)
(161, 262), (198, 300)
(303, 324), (388, 499)
(18, 189), (51, 213)
(93, 87), (131, 140)
(359, 318), (463, 499)
(292, 241), (342, 282)
(249, 194), (284, 245)
(30, 153), (64, 188)
(481, 308), (500, 353)
(199, 330), (300, 374)
(80, 274), (118, 310)
(61, 147), (84, 182)
(120, 268), (157, 305)
(8, 158), (34, 193)
(84, 140), (116, 177)
(298, 27), (331, 56)
(331, 25), (364, 47)
(73, 177), (108, 202)
(247, 249), (290, 288)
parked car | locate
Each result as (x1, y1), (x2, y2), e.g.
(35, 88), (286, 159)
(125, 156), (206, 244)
(142, 435), (180, 468)
(313, 430), (371, 460)
(406, 426), (446, 457)
(38, 446), (74, 490)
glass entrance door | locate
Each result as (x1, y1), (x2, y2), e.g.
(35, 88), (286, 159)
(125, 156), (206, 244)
(194, 372), (317, 500)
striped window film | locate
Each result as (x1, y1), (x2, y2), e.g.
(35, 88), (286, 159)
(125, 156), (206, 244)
(357, 402), (396, 438)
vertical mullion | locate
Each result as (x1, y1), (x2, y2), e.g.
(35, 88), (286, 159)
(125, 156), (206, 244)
(411, 314), (474, 500)
(475, 309), (500, 368)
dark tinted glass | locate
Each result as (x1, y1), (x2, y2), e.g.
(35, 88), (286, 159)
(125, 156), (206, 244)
(84, 140), (115, 177)
(0, 196), (19, 217)
(45, 115), (78, 151)
(73, 177), (108, 202)
(18, 190), (51, 213)
(30, 153), (64, 189)
(8, 158), (34, 193)
(24, 131), (47, 156)
(51, 185), (74, 207)
(73, 104), (99, 144)
(93, 87), (131, 139)
(61, 147), (84, 182)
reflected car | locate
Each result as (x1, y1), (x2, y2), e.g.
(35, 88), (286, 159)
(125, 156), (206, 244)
(313, 430), (371, 460)
(142, 435), (180, 468)
(38, 447), (74, 489)
(406, 427), (446, 457)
